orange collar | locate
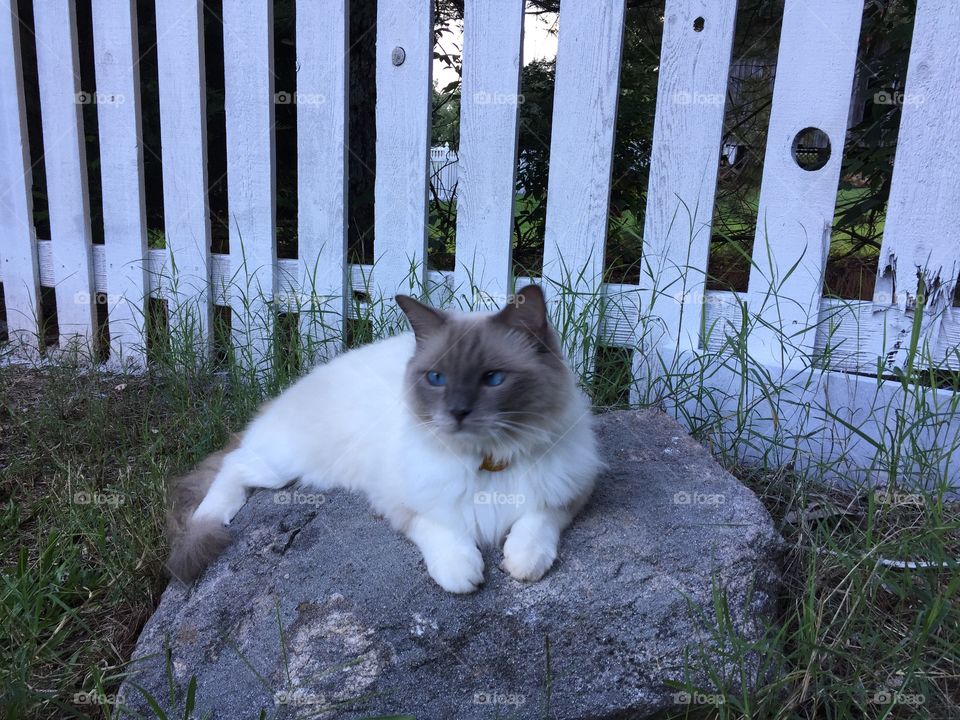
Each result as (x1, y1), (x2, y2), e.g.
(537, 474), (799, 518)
(479, 454), (510, 472)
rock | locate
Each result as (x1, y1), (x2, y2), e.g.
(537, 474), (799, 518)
(120, 409), (783, 719)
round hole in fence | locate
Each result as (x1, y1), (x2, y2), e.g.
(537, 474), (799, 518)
(693, 16), (705, 32)
(791, 127), (831, 171)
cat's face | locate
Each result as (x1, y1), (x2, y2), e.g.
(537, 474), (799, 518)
(397, 286), (573, 450)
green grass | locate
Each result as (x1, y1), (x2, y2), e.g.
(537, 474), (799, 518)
(708, 188), (885, 298)
(1, 250), (958, 718)
(665, 473), (960, 719)
(0, 362), (246, 719)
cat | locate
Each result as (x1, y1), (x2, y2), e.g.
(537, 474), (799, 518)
(167, 285), (602, 593)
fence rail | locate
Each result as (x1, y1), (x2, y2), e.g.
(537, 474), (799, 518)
(2, 0), (959, 484)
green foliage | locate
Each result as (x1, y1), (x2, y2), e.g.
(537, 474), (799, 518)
(2, 3), (952, 718)
(431, 1), (919, 298)
(831, 0), (917, 259)
(2, 246), (959, 717)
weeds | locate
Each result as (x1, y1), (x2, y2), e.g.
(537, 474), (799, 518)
(666, 472), (960, 719)
(1, 244), (958, 719)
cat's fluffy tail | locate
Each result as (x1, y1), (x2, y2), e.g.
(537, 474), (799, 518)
(166, 435), (242, 583)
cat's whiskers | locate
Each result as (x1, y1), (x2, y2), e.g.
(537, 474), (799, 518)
(487, 417), (554, 447)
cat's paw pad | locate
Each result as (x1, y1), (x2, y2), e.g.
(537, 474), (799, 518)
(501, 534), (557, 582)
(426, 543), (485, 594)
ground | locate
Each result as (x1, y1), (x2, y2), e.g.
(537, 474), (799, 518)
(1, 361), (958, 719)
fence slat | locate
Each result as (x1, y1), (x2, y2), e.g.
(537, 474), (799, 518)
(637, 0), (738, 356)
(872, 0), (960, 357)
(374, 0), (432, 301)
(0, 1), (41, 344)
(453, 0), (524, 307)
(746, 0), (863, 363)
(296, 0), (348, 356)
(33, 0), (96, 342)
(542, 1), (625, 287)
(91, 0), (147, 364)
(222, 0), (275, 362)
(155, 0), (212, 356)
(541, 0), (625, 370)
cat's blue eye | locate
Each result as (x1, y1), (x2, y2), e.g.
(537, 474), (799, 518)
(426, 371), (446, 386)
(482, 370), (505, 387)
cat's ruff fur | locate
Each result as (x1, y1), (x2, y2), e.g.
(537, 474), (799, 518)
(167, 285), (602, 593)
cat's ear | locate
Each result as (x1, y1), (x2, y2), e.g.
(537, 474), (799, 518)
(396, 295), (446, 342)
(495, 285), (551, 344)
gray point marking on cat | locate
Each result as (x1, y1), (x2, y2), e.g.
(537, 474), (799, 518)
(121, 410), (783, 719)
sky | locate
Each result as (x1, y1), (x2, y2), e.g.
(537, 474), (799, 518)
(432, 11), (559, 88)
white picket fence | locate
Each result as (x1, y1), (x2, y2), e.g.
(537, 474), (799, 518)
(1, 0), (959, 485)
(430, 145), (458, 201)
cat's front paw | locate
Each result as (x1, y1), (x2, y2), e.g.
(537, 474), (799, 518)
(501, 531), (557, 582)
(424, 542), (485, 594)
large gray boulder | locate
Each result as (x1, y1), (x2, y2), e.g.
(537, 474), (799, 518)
(120, 410), (782, 719)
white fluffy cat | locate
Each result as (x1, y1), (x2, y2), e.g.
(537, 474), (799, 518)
(168, 285), (601, 593)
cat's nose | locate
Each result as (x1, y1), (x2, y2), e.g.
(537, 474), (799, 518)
(450, 407), (472, 423)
